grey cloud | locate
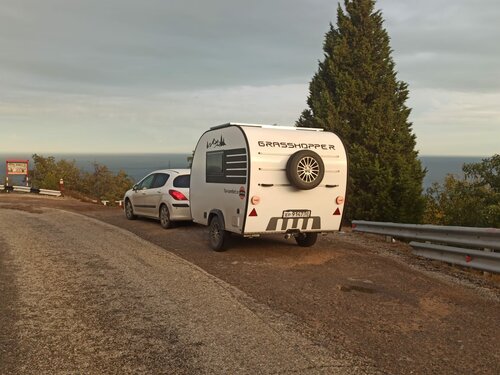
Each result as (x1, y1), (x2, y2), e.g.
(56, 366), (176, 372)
(0, 0), (334, 94)
(2, 0), (498, 95)
(1, 0), (499, 155)
(380, 0), (500, 92)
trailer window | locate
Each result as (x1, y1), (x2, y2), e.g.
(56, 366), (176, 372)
(206, 148), (247, 184)
(206, 151), (224, 176)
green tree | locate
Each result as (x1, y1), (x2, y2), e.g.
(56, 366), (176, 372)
(463, 154), (500, 193)
(29, 154), (134, 205)
(424, 155), (500, 227)
(30, 154), (81, 190)
(187, 150), (194, 168)
(297, 0), (425, 223)
(81, 163), (134, 202)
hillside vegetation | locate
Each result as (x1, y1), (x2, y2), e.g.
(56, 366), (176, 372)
(29, 154), (134, 204)
(424, 154), (500, 228)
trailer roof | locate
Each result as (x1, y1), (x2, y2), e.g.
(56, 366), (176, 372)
(210, 122), (324, 132)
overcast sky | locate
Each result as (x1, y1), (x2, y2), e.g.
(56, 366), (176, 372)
(0, 0), (498, 155)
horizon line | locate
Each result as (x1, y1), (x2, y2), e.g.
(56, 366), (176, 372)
(0, 152), (492, 158)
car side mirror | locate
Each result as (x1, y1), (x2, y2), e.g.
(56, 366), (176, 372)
(132, 184), (139, 191)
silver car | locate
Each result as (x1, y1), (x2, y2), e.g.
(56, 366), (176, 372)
(124, 169), (191, 228)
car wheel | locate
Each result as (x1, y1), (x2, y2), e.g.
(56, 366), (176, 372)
(295, 232), (318, 247)
(209, 215), (228, 252)
(125, 199), (137, 220)
(159, 204), (172, 229)
(286, 150), (325, 190)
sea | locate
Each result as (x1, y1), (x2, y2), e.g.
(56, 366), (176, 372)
(0, 153), (487, 190)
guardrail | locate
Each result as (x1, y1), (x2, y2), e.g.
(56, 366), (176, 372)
(352, 221), (500, 273)
(1, 185), (61, 197)
(38, 188), (62, 197)
(13, 186), (31, 193)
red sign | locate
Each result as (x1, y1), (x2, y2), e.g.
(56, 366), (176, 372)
(239, 186), (246, 200)
(6, 160), (29, 175)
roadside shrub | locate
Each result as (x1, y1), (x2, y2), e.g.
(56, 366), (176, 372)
(29, 154), (134, 205)
(423, 155), (500, 228)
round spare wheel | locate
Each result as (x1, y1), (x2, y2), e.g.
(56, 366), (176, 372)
(286, 150), (325, 190)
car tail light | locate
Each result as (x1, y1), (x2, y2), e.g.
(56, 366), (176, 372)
(169, 189), (188, 200)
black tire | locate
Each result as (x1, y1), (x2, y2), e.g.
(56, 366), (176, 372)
(125, 199), (137, 220)
(295, 232), (318, 247)
(209, 215), (228, 252)
(286, 150), (325, 190)
(159, 204), (172, 229)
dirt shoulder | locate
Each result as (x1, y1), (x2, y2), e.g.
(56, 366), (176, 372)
(1, 194), (499, 375)
(1, 202), (376, 374)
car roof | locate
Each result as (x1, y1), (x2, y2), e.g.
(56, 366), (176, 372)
(152, 168), (190, 175)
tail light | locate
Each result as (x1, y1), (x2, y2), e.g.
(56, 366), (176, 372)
(169, 189), (188, 201)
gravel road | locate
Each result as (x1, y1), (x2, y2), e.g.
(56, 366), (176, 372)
(1, 195), (499, 375)
(0, 204), (375, 374)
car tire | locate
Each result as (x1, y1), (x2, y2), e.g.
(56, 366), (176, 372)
(209, 215), (228, 252)
(295, 232), (318, 247)
(286, 150), (325, 190)
(125, 199), (137, 220)
(159, 204), (172, 229)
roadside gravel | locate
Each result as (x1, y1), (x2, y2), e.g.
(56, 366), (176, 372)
(1, 195), (499, 375)
(0, 205), (376, 374)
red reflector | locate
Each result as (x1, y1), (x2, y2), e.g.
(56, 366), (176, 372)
(249, 208), (257, 217)
(333, 208), (341, 215)
(352, 223), (357, 229)
(169, 189), (187, 201)
(465, 255), (472, 263)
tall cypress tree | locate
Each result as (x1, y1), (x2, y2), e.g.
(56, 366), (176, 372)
(298, 0), (425, 223)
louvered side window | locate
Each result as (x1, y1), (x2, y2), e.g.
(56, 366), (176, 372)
(206, 148), (247, 184)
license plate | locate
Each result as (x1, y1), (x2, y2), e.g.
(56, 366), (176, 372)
(282, 210), (311, 218)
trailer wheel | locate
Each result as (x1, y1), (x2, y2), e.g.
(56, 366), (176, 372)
(209, 215), (228, 252)
(286, 150), (324, 190)
(295, 233), (318, 247)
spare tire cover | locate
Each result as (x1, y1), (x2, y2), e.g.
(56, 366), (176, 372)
(286, 150), (325, 190)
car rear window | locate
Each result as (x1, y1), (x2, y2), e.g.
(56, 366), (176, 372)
(173, 174), (190, 188)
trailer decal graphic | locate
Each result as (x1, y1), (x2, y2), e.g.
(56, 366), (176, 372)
(207, 135), (227, 149)
(258, 141), (335, 151)
(239, 186), (246, 199)
(266, 216), (321, 231)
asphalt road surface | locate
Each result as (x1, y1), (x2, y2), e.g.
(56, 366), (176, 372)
(1, 195), (499, 374)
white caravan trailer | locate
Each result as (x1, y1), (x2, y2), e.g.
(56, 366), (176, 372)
(190, 123), (348, 251)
